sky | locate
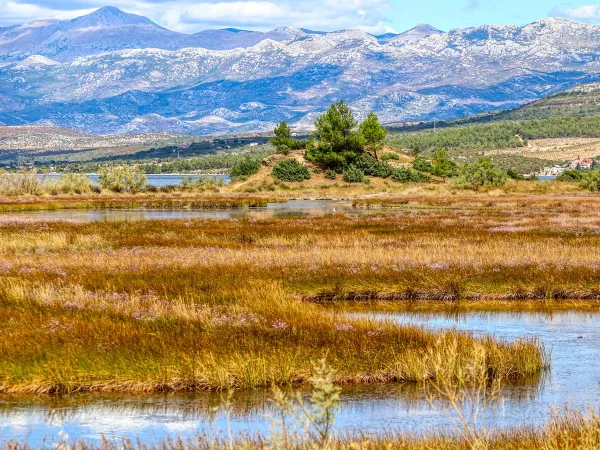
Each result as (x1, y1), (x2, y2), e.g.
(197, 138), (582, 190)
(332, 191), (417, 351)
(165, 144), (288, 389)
(3, 0), (600, 34)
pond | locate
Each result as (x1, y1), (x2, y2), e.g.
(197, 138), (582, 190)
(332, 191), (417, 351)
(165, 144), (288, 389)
(2, 311), (599, 446)
(5, 200), (372, 222)
(35, 174), (231, 188)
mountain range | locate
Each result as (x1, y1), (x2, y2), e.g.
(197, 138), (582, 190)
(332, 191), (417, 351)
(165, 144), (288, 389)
(3, 7), (600, 135)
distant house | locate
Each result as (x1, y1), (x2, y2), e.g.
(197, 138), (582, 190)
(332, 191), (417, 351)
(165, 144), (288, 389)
(569, 158), (594, 170)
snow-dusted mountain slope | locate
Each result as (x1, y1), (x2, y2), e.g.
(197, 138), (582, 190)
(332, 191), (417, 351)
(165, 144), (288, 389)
(3, 8), (600, 135)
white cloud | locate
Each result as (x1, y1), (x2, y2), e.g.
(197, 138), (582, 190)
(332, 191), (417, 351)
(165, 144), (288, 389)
(563, 5), (600, 20)
(0, 0), (395, 34)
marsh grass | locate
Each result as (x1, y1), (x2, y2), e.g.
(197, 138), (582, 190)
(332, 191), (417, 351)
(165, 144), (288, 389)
(0, 280), (545, 394)
(5, 193), (597, 393)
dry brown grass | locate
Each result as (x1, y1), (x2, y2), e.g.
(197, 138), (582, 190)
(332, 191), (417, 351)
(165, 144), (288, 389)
(0, 201), (563, 394)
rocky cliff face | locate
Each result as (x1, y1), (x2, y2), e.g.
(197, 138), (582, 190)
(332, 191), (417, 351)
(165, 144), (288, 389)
(2, 9), (600, 135)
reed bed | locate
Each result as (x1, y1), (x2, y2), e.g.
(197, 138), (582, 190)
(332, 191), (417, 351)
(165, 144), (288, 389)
(0, 200), (568, 393)
(0, 280), (544, 394)
(7, 192), (600, 393)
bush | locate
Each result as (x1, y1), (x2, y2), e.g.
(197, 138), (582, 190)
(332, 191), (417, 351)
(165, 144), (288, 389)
(272, 159), (311, 182)
(0, 173), (44, 196)
(391, 167), (430, 183)
(507, 169), (524, 180)
(381, 152), (400, 161)
(98, 166), (147, 192)
(453, 158), (508, 190)
(342, 165), (367, 183)
(54, 173), (93, 194)
(557, 169), (583, 182)
(580, 168), (600, 191)
(412, 156), (432, 173)
(230, 156), (262, 179)
(353, 153), (392, 178)
(325, 169), (337, 180)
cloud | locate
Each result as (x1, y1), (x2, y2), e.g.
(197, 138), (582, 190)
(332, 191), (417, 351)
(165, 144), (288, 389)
(0, 0), (395, 33)
(561, 5), (600, 20)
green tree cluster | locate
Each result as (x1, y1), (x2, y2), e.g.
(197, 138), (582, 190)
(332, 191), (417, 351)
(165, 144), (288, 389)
(304, 101), (387, 170)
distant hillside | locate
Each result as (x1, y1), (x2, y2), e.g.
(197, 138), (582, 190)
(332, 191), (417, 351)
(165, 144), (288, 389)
(502, 82), (600, 120)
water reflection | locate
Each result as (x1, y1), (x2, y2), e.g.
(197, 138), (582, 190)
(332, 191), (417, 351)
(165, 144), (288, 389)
(5, 200), (373, 222)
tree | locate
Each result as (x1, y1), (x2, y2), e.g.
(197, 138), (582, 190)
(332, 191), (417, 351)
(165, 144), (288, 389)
(270, 121), (298, 154)
(359, 112), (388, 159)
(430, 148), (457, 178)
(315, 100), (357, 144)
(306, 101), (365, 170)
(580, 168), (600, 191)
(453, 158), (507, 190)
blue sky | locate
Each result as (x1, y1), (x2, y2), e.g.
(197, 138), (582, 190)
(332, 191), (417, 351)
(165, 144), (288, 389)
(2, 0), (600, 34)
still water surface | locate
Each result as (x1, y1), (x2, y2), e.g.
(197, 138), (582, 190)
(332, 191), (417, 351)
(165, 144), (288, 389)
(36, 174), (231, 187)
(8, 200), (368, 222)
(1, 311), (599, 445)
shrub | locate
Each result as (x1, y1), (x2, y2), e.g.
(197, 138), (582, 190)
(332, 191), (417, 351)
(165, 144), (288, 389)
(0, 173), (44, 196)
(353, 153), (392, 178)
(507, 168), (524, 180)
(391, 167), (430, 183)
(54, 173), (93, 194)
(325, 169), (337, 180)
(381, 152), (400, 161)
(453, 158), (508, 190)
(580, 168), (600, 191)
(272, 159), (311, 182)
(98, 166), (147, 192)
(413, 156), (432, 173)
(230, 156), (262, 179)
(342, 165), (367, 183)
(557, 169), (583, 182)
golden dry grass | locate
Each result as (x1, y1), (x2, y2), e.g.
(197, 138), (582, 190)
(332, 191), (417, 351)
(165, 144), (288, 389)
(0, 199), (563, 394)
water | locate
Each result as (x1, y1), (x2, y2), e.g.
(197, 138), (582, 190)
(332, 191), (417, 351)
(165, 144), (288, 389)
(2, 311), (599, 445)
(35, 174), (231, 187)
(6, 200), (371, 222)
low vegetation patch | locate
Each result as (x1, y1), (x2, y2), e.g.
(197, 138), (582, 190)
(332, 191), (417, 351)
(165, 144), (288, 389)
(272, 159), (311, 182)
